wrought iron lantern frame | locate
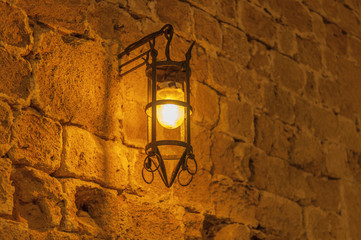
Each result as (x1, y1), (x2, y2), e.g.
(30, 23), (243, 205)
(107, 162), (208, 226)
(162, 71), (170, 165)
(118, 24), (197, 187)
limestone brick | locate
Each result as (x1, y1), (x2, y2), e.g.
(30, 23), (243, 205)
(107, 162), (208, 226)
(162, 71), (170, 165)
(0, 158), (14, 215)
(214, 224), (250, 240)
(306, 176), (341, 212)
(304, 206), (346, 240)
(264, 83), (295, 124)
(0, 101), (12, 156)
(324, 143), (349, 179)
(15, 0), (90, 33)
(342, 181), (361, 240)
(221, 23), (250, 66)
(192, 82), (219, 128)
(0, 1), (31, 53)
(33, 31), (122, 138)
(325, 23), (347, 56)
(88, 1), (142, 45)
(8, 109), (62, 173)
(54, 126), (128, 189)
(11, 167), (64, 230)
(256, 191), (304, 240)
(237, 2), (277, 47)
(0, 48), (31, 102)
(255, 114), (295, 160)
(248, 41), (272, 77)
(216, 98), (254, 142)
(208, 56), (240, 94)
(211, 176), (259, 226)
(194, 8), (222, 48)
(59, 178), (129, 238)
(289, 132), (326, 176)
(295, 98), (339, 141)
(0, 219), (29, 240)
(272, 52), (305, 93)
(249, 149), (308, 202)
(156, 0), (193, 37)
(296, 36), (322, 70)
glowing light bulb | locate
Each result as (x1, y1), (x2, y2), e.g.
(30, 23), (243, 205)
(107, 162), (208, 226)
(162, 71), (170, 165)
(157, 87), (184, 129)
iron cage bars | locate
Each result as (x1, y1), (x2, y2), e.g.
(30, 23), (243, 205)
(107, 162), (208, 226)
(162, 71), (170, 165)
(118, 24), (197, 187)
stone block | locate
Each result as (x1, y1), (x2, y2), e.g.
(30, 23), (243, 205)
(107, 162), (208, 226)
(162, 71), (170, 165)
(54, 126), (128, 189)
(304, 206), (346, 240)
(248, 41), (272, 77)
(183, 211), (204, 239)
(214, 224), (250, 240)
(88, 2), (141, 45)
(191, 82), (219, 129)
(59, 178), (129, 238)
(325, 23), (347, 56)
(15, 0), (90, 33)
(238, 69), (264, 107)
(33, 31), (121, 138)
(216, 98), (254, 142)
(296, 36), (322, 70)
(0, 1), (31, 52)
(342, 180), (361, 240)
(194, 8), (222, 48)
(0, 158), (14, 215)
(346, 149), (361, 184)
(237, 2), (277, 47)
(125, 197), (183, 239)
(211, 176), (259, 227)
(349, 36), (361, 66)
(173, 169), (212, 210)
(11, 167), (64, 230)
(318, 76), (341, 111)
(255, 114), (295, 160)
(304, 71), (318, 101)
(209, 56), (240, 94)
(0, 48), (31, 102)
(221, 23), (250, 66)
(0, 219), (29, 240)
(8, 109), (61, 173)
(121, 100), (147, 147)
(216, 0), (236, 22)
(324, 143), (349, 179)
(277, 26), (297, 56)
(0, 101), (13, 156)
(264, 83), (295, 124)
(295, 99), (339, 141)
(279, 0), (312, 33)
(272, 52), (305, 93)
(156, 0), (192, 36)
(306, 176), (341, 212)
(250, 152), (308, 202)
(289, 132), (326, 175)
(256, 191), (303, 240)
(211, 140), (252, 182)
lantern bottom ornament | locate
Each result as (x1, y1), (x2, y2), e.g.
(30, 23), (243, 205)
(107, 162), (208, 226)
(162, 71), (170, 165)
(118, 24), (197, 187)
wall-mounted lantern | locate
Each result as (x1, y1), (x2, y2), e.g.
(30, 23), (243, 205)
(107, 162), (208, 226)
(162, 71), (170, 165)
(118, 24), (197, 187)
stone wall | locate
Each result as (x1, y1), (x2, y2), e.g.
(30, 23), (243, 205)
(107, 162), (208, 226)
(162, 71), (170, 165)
(1, 0), (361, 239)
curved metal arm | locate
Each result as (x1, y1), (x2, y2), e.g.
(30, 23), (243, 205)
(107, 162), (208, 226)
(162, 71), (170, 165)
(118, 24), (174, 59)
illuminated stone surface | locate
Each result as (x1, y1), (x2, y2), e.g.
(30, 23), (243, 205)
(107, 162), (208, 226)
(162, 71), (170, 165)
(0, 0), (360, 239)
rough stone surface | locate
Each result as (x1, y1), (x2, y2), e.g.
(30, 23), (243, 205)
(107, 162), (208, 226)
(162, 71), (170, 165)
(272, 52), (305, 93)
(54, 126), (128, 189)
(15, 0), (90, 33)
(0, 0), (360, 238)
(238, 1), (277, 47)
(256, 191), (303, 240)
(0, 158), (14, 215)
(216, 98), (254, 142)
(8, 109), (62, 173)
(11, 167), (64, 230)
(0, 101), (13, 156)
(0, 1), (31, 52)
(194, 8), (222, 48)
(0, 48), (31, 102)
(33, 31), (122, 138)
